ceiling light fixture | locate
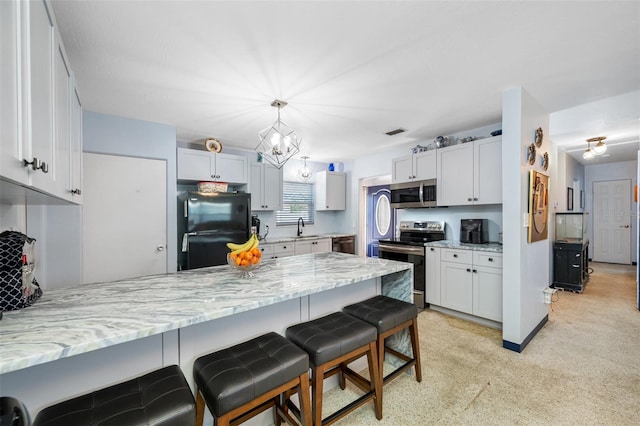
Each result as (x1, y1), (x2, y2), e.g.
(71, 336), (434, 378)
(583, 136), (607, 160)
(256, 99), (301, 169)
(298, 156), (312, 181)
(589, 136), (607, 155)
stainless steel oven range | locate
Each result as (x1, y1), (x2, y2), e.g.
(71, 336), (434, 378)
(378, 221), (445, 308)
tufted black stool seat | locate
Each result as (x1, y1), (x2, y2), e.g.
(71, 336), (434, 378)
(32, 365), (195, 426)
(193, 331), (311, 426)
(286, 312), (381, 426)
(343, 295), (422, 388)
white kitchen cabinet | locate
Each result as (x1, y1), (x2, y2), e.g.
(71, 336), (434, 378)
(249, 163), (282, 211)
(69, 87), (83, 202)
(391, 150), (436, 183)
(424, 246), (441, 305)
(0, 0), (25, 185)
(177, 148), (248, 184)
(53, 28), (72, 201)
(472, 251), (503, 322)
(294, 238), (332, 255)
(436, 136), (501, 206)
(0, 0), (83, 204)
(260, 242), (295, 259)
(315, 171), (346, 211)
(439, 248), (503, 322)
(27, 0), (57, 195)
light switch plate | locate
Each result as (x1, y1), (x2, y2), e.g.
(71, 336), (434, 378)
(523, 212), (529, 227)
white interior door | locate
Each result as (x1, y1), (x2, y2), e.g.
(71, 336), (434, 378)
(593, 179), (632, 264)
(83, 153), (167, 283)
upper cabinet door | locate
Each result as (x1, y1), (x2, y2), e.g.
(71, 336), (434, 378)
(214, 153), (247, 184)
(27, 0), (57, 194)
(0, 0), (26, 184)
(54, 29), (72, 200)
(437, 143), (474, 206)
(391, 155), (413, 183)
(70, 87), (83, 202)
(262, 163), (282, 210)
(413, 150), (436, 180)
(474, 136), (502, 204)
(177, 148), (212, 181)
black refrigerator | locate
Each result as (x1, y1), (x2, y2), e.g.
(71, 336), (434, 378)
(178, 191), (251, 270)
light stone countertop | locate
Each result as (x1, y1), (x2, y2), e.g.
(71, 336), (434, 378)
(0, 252), (409, 375)
(424, 240), (503, 253)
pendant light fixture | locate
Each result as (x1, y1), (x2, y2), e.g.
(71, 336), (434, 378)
(256, 100), (301, 169)
(582, 136), (607, 160)
(298, 156), (312, 181)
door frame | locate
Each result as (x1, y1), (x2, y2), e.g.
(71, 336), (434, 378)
(358, 175), (392, 256)
(592, 178), (632, 264)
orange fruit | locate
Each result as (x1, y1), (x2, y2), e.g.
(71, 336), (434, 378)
(230, 252), (237, 260)
(235, 256), (242, 266)
(241, 259), (249, 267)
(251, 256), (259, 264)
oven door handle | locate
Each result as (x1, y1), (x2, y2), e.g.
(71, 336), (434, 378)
(379, 244), (425, 255)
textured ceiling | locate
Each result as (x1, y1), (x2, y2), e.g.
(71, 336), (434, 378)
(51, 0), (640, 163)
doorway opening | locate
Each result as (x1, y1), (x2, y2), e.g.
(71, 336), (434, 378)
(358, 175), (395, 257)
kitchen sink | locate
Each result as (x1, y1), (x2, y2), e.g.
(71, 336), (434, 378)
(295, 234), (321, 239)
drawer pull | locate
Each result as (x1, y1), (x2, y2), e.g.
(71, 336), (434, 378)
(430, 248), (435, 251)
(488, 258), (493, 262)
(453, 254), (458, 258)
(473, 269), (477, 273)
(466, 268), (471, 272)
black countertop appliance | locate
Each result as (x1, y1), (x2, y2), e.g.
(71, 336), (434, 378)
(460, 219), (489, 244)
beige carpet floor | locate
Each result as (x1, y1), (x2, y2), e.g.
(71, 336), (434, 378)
(320, 262), (639, 425)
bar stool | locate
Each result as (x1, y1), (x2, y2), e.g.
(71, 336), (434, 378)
(32, 365), (195, 426)
(1, 397), (31, 426)
(192, 331), (312, 426)
(343, 295), (422, 387)
(285, 312), (382, 426)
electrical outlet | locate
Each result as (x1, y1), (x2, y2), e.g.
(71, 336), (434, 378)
(523, 212), (529, 227)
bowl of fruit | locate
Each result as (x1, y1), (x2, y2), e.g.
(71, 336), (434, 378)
(226, 234), (262, 278)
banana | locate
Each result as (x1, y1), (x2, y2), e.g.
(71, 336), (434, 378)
(228, 234), (259, 255)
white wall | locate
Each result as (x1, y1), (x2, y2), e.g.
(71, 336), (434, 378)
(502, 87), (550, 350)
(585, 159), (638, 262)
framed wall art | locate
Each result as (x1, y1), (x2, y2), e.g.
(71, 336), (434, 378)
(528, 170), (549, 243)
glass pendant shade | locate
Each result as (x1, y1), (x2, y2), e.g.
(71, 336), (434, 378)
(298, 156), (312, 181)
(582, 148), (595, 160)
(256, 100), (301, 169)
(593, 140), (607, 155)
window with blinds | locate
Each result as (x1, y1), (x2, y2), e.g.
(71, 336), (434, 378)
(276, 181), (315, 225)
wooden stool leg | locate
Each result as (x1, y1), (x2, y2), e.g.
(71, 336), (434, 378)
(298, 372), (312, 426)
(377, 333), (385, 381)
(367, 342), (383, 420)
(196, 389), (206, 426)
(311, 365), (324, 426)
(410, 318), (422, 382)
(338, 362), (347, 390)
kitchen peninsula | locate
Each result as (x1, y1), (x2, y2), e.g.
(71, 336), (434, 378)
(0, 252), (412, 417)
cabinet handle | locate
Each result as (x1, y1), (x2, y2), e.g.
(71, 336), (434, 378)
(488, 258), (493, 262)
(473, 269), (477, 273)
(453, 254), (458, 258)
(70, 188), (82, 195)
(467, 197), (473, 202)
(430, 248), (435, 251)
(473, 197), (478, 201)
(23, 157), (48, 173)
(466, 268), (471, 272)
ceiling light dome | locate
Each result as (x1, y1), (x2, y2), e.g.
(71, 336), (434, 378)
(582, 148), (595, 160)
(589, 136), (607, 155)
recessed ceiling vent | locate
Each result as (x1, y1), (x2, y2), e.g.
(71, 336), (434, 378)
(385, 128), (406, 136)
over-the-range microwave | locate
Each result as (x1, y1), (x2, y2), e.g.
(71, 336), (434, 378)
(390, 179), (437, 208)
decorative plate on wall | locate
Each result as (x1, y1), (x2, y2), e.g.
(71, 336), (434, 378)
(527, 143), (536, 165)
(541, 152), (549, 171)
(205, 138), (223, 153)
(535, 127), (543, 147)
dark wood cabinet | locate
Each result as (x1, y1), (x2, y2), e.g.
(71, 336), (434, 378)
(552, 241), (589, 292)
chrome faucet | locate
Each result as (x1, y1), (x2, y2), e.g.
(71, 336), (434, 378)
(297, 217), (305, 237)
